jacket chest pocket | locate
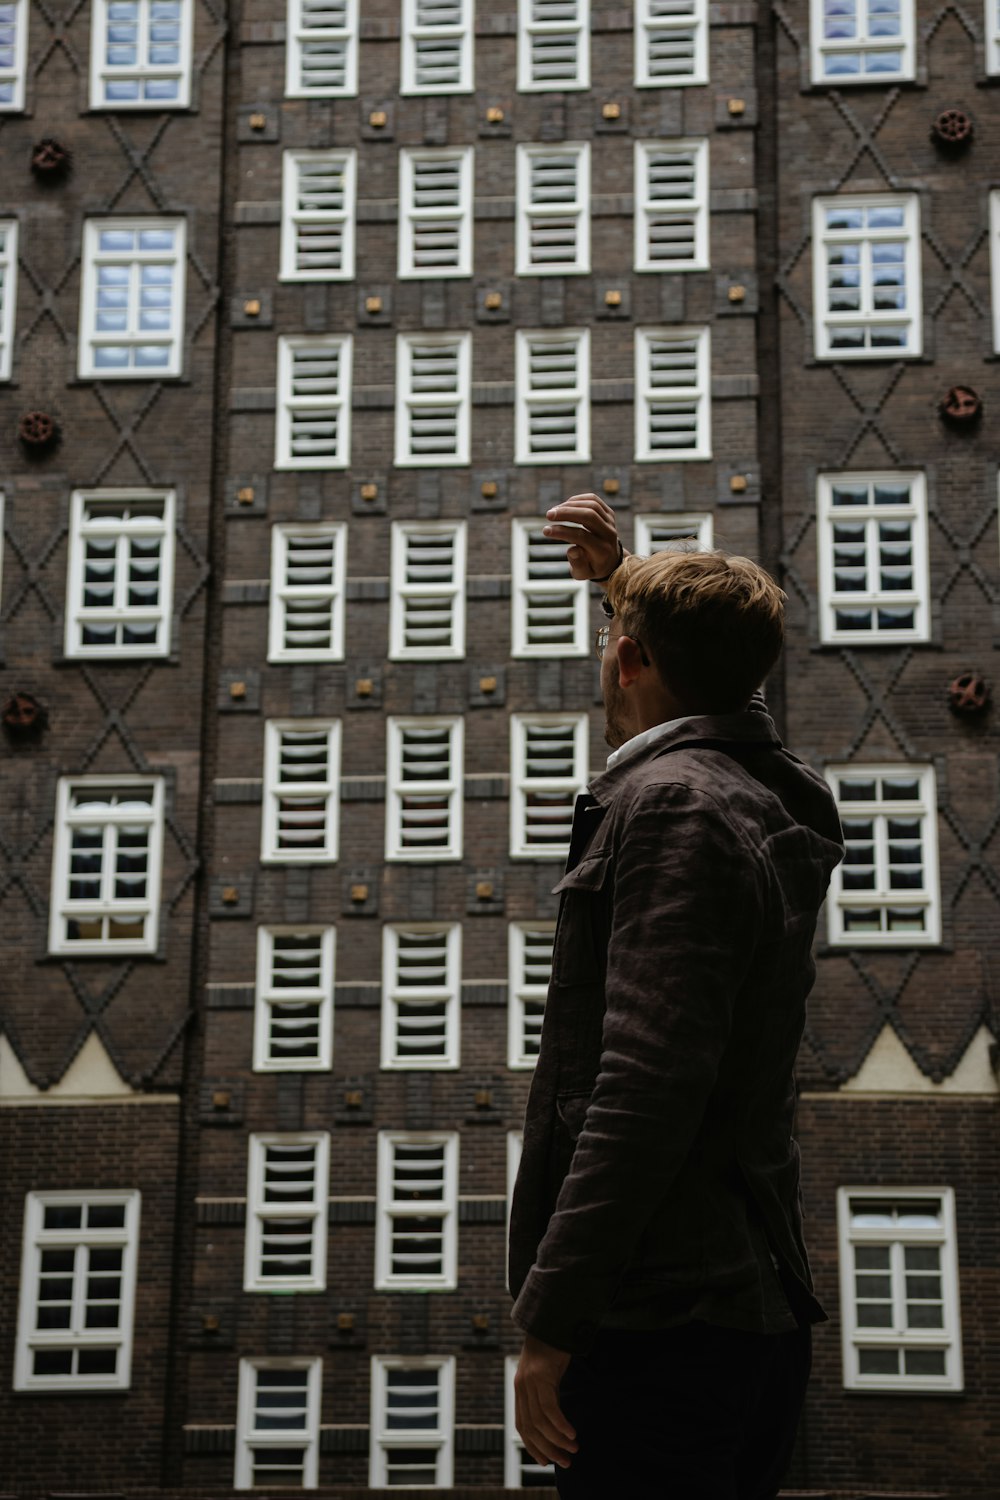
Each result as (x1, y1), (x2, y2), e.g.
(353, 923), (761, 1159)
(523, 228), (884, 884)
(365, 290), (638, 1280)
(550, 850), (613, 988)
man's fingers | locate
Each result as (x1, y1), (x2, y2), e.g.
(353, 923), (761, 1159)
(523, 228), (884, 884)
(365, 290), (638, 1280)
(536, 1381), (578, 1445)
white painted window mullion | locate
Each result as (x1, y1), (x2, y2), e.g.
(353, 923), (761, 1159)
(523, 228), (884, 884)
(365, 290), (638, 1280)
(0, 219), (18, 379)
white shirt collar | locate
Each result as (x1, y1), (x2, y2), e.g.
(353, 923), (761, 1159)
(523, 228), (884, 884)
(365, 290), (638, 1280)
(605, 715), (700, 772)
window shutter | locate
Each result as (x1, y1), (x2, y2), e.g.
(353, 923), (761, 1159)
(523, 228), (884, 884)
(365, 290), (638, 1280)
(288, 343), (343, 461)
(517, 925), (553, 1059)
(410, 155), (465, 272)
(298, 0), (352, 91)
(256, 1140), (320, 1281)
(413, 0), (466, 88)
(643, 147), (699, 265)
(273, 726), (336, 855)
(390, 929), (453, 1062)
(407, 342), (461, 456)
(644, 333), (702, 454)
(280, 531), (340, 653)
(523, 335), (584, 458)
(523, 529), (580, 648)
(527, 0), (583, 85)
(527, 152), (580, 268)
(642, 0), (701, 82)
(390, 1141), (447, 1276)
(292, 156), (347, 273)
(401, 530), (457, 651)
(265, 932), (328, 1064)
(521, 721), (580, 849)
(398, 724), (454, 851)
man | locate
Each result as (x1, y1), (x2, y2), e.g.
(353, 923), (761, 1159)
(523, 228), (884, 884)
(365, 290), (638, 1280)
(510, 494), (845, 1499)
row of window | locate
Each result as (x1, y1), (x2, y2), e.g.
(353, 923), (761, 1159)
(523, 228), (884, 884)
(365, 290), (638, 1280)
(280, 142), (709, 281)
(0, 476), (948, 661)
(251, 922), (549, 1072)
(5, 194), (1000, 385)
(13, 1184), (965, 1407)
(7, 0), (1000, 114)
(48, 761), (941, 955)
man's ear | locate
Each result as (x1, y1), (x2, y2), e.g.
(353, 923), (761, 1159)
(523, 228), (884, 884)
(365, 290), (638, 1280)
(616, 634), (645, 689)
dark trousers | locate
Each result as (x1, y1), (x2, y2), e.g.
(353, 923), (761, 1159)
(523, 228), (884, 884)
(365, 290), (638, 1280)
(555, 1321), (811, 1500)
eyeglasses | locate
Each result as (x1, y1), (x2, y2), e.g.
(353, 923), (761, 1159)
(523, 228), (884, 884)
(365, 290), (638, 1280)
(595, 623), (650, 666)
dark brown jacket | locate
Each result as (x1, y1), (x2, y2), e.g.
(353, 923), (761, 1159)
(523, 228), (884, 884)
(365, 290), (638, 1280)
(509, 705), (844, 1354)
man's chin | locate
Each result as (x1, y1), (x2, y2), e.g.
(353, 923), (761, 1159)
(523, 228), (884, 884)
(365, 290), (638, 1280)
(603, 719), (627, 750)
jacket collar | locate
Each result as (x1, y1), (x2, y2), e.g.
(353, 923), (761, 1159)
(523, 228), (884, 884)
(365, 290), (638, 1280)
(587, 706), (782, 807)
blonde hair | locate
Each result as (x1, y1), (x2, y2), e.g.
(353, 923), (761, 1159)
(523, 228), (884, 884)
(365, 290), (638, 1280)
(604, 549), (786, 711)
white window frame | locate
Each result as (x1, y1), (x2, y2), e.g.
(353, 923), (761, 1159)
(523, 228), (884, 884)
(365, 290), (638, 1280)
(275, 335), (352, 470)
(516, 143), (590, 277)
(235, 1358), (322, 1490)
(634, 139), (709, 274)
(515, 329), (590, 465)
(517, 0), (589, 91)
(990, 191), (1000, 352)
(65, 488), (176, 659)
(261, 720), (341, 865)
(510, 713), (589, 861)
(244, 1133), (329, 1292)
(511, 518), (589, 658)
(381, 923), (462, 1071)
(826, 763), (941, 947)
(370, 1356), (455, 1488)
(817, 472), (930, 645)
(280, 149), (356, 282)
(812, 194), (923, 361)
(14, 1190), (141, 1392)
(268, 523), (347, 663)
(386, 716), (464, 862)
(810, 0), (915, 85)
(49, 776), (165, 956)
(505, 1130), (522, 1292)
(989, 0), (1000, 73)
(0, 0), (28, 111)
(78, 218), (186, 380)
(375, 1132), (459, 1291)
(401, 0), (473, 93)
(389, 521), (467, 661)
(398, 148), (474, 280)
(507, 921), (554, 1069)
(90, 0), (193, 109)
(635, 0), (708, 87)
(634, 512), (713, 553)
(395, 333), (471, 466)
(253, 926), (335, 1073)
(837, 1187), (962, 1393)
(0, 218), (18, 380)
(286, 0), (358, 97)
(505, 1353), (556, 1487)
(635, 326), (711, 462)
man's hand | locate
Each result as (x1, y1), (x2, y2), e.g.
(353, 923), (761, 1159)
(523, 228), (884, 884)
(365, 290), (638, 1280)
(543, 492), (624, 582)
(514, 1333), (577, 1470)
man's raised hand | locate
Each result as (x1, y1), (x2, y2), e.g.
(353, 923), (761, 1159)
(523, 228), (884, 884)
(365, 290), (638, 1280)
(542, 493), (624, 582)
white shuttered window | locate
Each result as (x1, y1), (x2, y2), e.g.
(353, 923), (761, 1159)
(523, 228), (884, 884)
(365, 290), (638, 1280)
(286, 0), (358, 95)
(635, 139), (709, 272)
(269, 523), (347, 662)
(235, 1359), (322, 1490)
(399, 149), (473, 278)
(276, 336), (352, 469)
(518, 0), (589, 89)
(401, 0), (473, 92)
(281, 151), (356, 280)
(812, 195), (922, 359)
(510, 714), (588, 859)
(395, 333), (471, 465)
(66, 490), (175, 658)
(511, 519), (589, 657)
(817, 473), (929, 645)
(508, 921), (554, 1069)
(516, 329), (589, 464)
(375, 1134), (458, 1289)
(254, 927), (335, 1072)
(635, 0), (708, 86)
(386, 717), (464, 861)
(635, 326), (711, 461)
(381, 924), (461, 1069)
(370, 1357), (456, 1488)
(49, 778), (164, 955)
(516, 144), (590, 275)
(262, 721), (341, 864)
(390, 522), (466, 660)
(245, 1134), (329, 1292)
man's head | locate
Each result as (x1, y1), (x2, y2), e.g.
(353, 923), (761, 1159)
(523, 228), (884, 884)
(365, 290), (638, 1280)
(599, 549), (786, 748)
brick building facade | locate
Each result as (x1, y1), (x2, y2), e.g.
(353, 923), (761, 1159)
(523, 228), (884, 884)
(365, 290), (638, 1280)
(0, 0), (997, 1496)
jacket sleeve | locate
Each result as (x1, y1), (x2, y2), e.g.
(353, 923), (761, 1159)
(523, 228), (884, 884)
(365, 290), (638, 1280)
(510, 782), (763, 1352)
